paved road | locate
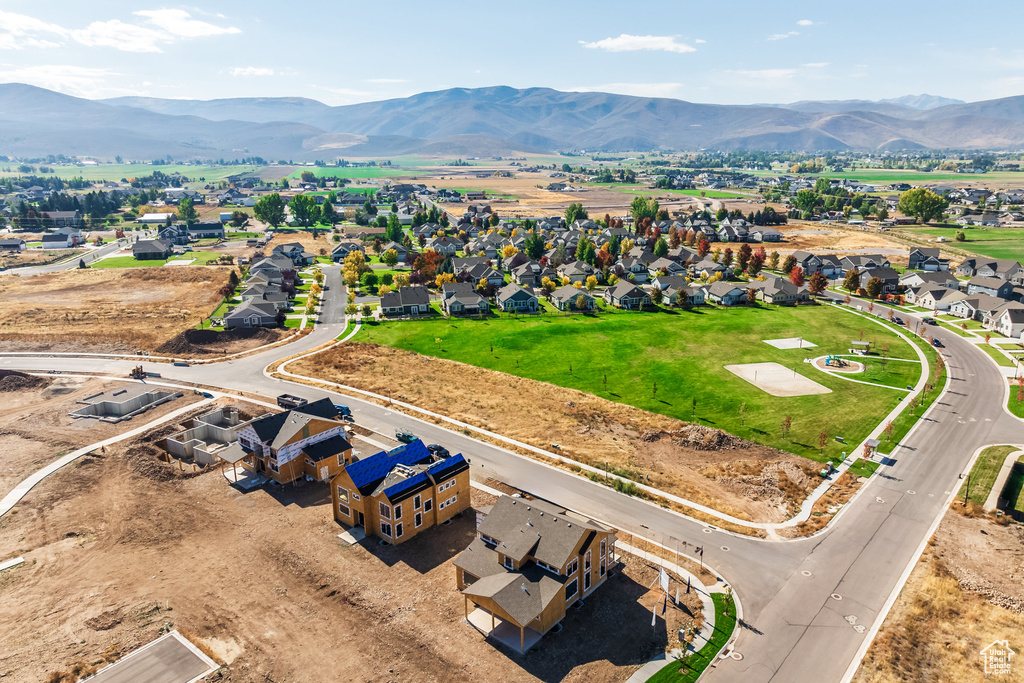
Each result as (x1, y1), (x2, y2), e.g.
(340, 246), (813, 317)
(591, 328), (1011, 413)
(0, 294), (1019, 682)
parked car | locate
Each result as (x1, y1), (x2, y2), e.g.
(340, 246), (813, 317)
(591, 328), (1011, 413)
(427, 444), (450, 458)
(932, 338), (943, 347)
(892, 316), (904, 326)
(922, 317), (937, 326)
(395, 429), (417, 443)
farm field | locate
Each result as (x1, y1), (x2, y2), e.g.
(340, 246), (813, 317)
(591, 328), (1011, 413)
(755, 167), (1024, 186)
(0, 267), (229, 352)
(0, 163), (251, 183)
(355, 304), (919, 462)
(603, 184), (748, 199)
(901, 226), (1024, 261)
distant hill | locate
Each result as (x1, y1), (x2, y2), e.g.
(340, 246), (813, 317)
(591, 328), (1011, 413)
(2, 83), (1024, 158)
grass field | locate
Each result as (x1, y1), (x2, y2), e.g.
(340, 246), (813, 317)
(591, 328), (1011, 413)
(754, 167), (1024, 185)
(602, 184), (746, 199)
(288, 166), (421, 180)
(0, 163), (251, 183)
(359, 304), (920, 462)
(876, 328), (943, 456)
(960, 445), (1019, 506)
(902, 226), (1024, 261)
(90, 255), (166, 268)
(976, 341), (1016, 367)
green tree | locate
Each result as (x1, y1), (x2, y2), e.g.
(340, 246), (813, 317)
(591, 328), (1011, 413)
(321, 200), (337, 225)
(865, 276), (883, 299)
(382, 248), (399, 267)
(254, 193), (286, 228)
(565, 202), (588, 225)
(897, 188), (948, 223)
(629, 196), (659, 224)
(768, 251), (780, 270)
(653, 237), (668, 257)
(290, 194), (320, 227)
(843, 270), (861, 292)
(781, 254), (797, 275)
(176, 196), (197, 226)
(385, 213), (403, 243)
(524, 233), (545, 260)
(955, 230), (966, 242)
(793, 189), (819, 213)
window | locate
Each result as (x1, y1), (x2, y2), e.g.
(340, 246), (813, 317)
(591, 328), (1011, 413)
(337, 486), (349, 504)
(337, 452), (345, 467)
(379, 502), (391, 520)
(566, 558), (578, 576)
(439, 495), (458, 510)
(438, 478), (457, 493)
(600, 539), (606, 559)
(414, 494), (421, 511)
(584, 558), (592, 592)
(394, 504), (402, 520)
(269, 461), (279, 473)
(462, 570), (478, 586)
(584, 550), (591, 573)
(503, 556), (514, 570)
(423, 498), (433, 512)
(481, 534), (497, 547)
(380, 521), (392, 537)
(600, 557), (606, 577)
(565, 578), (578, 601)
(396, 523), (404, 538)
(338, 503), (350, 517)
(415, 512), (423, 528)
(352, 492), (360, 501)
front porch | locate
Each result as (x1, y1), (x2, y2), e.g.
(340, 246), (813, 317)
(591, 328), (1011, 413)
(465, 606), (544, 654)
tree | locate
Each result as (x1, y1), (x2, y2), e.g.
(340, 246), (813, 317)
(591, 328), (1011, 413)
(653, 237), (668, 258)
(738, 402), (747, 426)
(768, 251), (780, 270)
(381, 248), (399, 267)
(254, 193), (286, 228)
(290, 194), (320, 227)
(865, 276), (883, 299)
(781, 254), (797, 275)
(789, 266), (805, 287)
(385, 213), (403, 243)
(876, 205), (889, 221)
(300, 170), (316, 183)
(229, 210), (248, 228)
(697, 238), (710, 258)
(524, 233), (545, 260)
(177, 196), (197, 226)
(897, 188), (948, 224)
(818, 429), (829, 455)
(228, 270), (240, 288)
(737, 243), (752, 272)
(807, 271), (828, 296)
(629, 195), (659, 224)
(585, 274), (598, 292)
(435, 272), (456, 288)
(651, 286), (663, 305)
(748, 249), (765, 276)
(781, 415), (792, 439)
(721, 248), (734, 269)
(321, 200), (338, 225)
(843, 270), (861, 292)
(341, 250), (371, 286)
(575, 294), (589, 312)
(565, 202), (588, 225)
(414, 250), (444, 281)
(502, 244), (520, 259)
(955, 230), (966, 242)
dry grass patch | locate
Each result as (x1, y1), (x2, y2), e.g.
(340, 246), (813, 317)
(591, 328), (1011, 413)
(295, 342), (815, 523)
(0, 267), (229, 352)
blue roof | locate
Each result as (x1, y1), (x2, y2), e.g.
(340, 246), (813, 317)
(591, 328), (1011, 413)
(346, 439), (432, 494)
(383, 471), (430, 499)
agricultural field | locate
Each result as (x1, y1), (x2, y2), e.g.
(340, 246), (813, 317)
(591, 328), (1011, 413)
(0, 163), (250, 183)
(0, 267), (229, 352)
(354, 303), (920, 463)
(901, 226), (1024, 261)
(602, 184), (748, 199)
(754, 166), (1024, 186)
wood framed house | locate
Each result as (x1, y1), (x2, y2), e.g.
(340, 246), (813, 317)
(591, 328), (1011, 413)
(330, 439), (470, 544)
(331, 241), (366, 262)
(236, 398), (351, 484)
(454, 496), (617, 654)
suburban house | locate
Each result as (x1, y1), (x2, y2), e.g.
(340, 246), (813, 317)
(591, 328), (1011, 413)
(899, 271), (958, 290)
(441, 282), (490, 316)
(239, 283), (291, 311)
(380, 286), (432, 317)
(647, 257), (686, 278)
(331, 241), (365, 262)
(690, 259), (727, 279)
(604, 281), (650, 309)
(617, 256), (650, 283)
(956, 258), (1023, 283)
(994, 307), (1024, 339)
(513, 261), (557, 288)
(496, 284), (539, 313)
(41, 210), (81, 228)
(550, 285), (596, 311)
(749, 226), (783, 242)
(380, 241), (412, 263)
(273, 242), (316, 267)
(427, 235), (464, 255)
(0, 238), (26, 251)
(817, 254), (845, 278)
(557, 261), (596, 286)
(966, 276), (1015, 300)
(949, 294), (1006, 321)
(842, 254), (892, 273)
(749, 277), (809, 305)
(237, 398), (352, 484)
(791, 250), (823, 275)
(189, 221), (226, 239)
(132, 239), (173, 260)
(908, 286), (967, 311)
(158, 224), (190, 245)
(223, 300), (280, 328)
(704, 281), (748, 306)
(41, 232), (76, 248)
(330, 439), (470, 544)
(908, 247), (950, 271)
(862, 267), (901, 294)
(454, 495), (617, 654)
(464, 262), (506, 288)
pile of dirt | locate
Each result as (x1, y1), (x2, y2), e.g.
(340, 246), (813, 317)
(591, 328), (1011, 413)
(934, 512), (1024, 613)
(155, 327), (286, 356)
(0, 370), (49, 392)
(671, 424), (745, 451)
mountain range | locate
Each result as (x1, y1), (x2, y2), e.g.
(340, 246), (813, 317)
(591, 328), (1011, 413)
(2, 83), (1023, 160)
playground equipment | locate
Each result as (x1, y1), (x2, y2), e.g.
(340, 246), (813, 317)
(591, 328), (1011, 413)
(824, 355), (848, 368)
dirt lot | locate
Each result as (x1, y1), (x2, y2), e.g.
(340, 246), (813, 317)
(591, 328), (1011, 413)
(0, 375), (203, 498)
(1, 249), (85, 268)
(266, 230), (334, 260)
(0, 404), (701, 683)
(294, 343), (819, 523)
(854, 511), (1024, 683)
(0, 268), (230, 353)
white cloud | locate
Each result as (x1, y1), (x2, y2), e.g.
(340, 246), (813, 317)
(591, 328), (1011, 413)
(797, 19), (814, 26)
(0, 9), (238, 53)
(695, 39), (707, 44)
(767, 31), (799, 41)
(0, 64), (133, 98)
(569, 82), (686, 98)
(231, 67), (274, 77)
(133, 9), (240, 38)
(803, 62), (830, 68)
(579, 34), (696, 54)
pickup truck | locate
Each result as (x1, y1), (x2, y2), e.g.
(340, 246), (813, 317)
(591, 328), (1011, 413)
(333, 403), (354, 422)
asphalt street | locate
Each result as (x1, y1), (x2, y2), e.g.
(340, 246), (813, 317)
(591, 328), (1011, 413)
(0, 285), (1018, 682)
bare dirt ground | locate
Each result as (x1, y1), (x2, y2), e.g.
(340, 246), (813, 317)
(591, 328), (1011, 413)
(266, 230), (334, 260)
(0, 406), (701, 683)
(0, 249), (85, 268)
(295, 343), (819, 523)
(0, 268), (230, 353)
(0, 376), (203, 498)
(854, 511), (1024, 683)
(773, 223), (914, 265)
(154, 327), (293, 358)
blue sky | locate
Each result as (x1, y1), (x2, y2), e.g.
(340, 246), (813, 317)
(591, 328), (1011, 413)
(1, 1), (1022, 106)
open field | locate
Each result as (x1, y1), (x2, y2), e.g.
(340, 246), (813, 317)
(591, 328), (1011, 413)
(756, 167), (1024, 186)
(0, 249), (85, 269)
(296, 342), (820, 524)
(0, 164), (250, 183)
(854, 511), (1024, 683)
(0, 267), (230, 352)
(353, 305), (918, 463)
(266, 229), (335, 259)
(901, 226), (1024, 261)
(0, 398), (695, 682)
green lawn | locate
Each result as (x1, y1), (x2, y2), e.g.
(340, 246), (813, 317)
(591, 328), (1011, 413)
(960, 445), (1019, 506)
(0, 163), (251, 183)
(976, 342), (1016, 367)
(876, 332), (943, 456)
(288, 166), (417, 180)
(1004, 457), (1024, 514)
(855, 358), (921, 389)
(359, 304), (920, 463)
(902, 227), (1024, 261)
(1008, 382), (1024, 419)
(91, 255), (167, 268)
(168, 251), (227, 265)
(648, 592), (737, 683)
